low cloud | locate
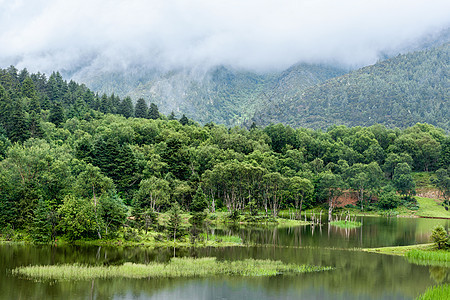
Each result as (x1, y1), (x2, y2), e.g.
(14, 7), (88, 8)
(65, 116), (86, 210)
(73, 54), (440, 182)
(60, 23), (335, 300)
(0, 0), (449, 74)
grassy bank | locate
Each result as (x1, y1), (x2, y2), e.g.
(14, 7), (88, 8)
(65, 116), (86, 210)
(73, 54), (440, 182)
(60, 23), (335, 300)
(362, 243), (435, 256)
(13, 257), (333, 281)
(362, 243), (450, 267)
(416, 284), (450, 300)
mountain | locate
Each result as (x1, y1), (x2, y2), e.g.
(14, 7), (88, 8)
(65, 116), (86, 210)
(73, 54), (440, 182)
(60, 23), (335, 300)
(252, 43), (450, 131)
(69, 63), (346, 126)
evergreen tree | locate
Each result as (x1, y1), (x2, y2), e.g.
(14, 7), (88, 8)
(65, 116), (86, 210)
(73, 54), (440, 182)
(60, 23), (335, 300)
(99, 94), (111, 114)
(148, 103), (160, 120)
(21, 76), (37, 99)
(120, 96), (134, 118)
(135, 98), (148, 119)
(168, 111), (177, 120)
(191, 186), (208, 212)
(179, 114), (189, 125)
(30, 199), (52, 243)
(7, 99), (29, 143)
(167, 202), (183, 241)
(49, 102), (65, 127)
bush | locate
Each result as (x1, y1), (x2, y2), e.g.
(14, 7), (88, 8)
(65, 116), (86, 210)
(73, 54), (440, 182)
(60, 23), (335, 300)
(377, 190), (401, 210)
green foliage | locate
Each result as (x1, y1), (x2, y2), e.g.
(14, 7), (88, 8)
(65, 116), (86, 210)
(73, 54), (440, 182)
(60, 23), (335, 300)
(393, 163), (416, 197)
(134, 98), (148, 119)
(191, 186), (208, 212)
(30, 199), (54, 243)
(0, 64), (449, 244)
(377, 187), (402, 210)
(166, 202), (183, 240)
(58, 195), (99, 241)
(430, 225), (449, 250)
(253, 43), (450, 132)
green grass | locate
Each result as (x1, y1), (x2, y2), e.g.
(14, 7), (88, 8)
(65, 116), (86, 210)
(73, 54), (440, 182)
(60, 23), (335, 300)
(405, 249), (450, 267)
(13, 257), (333, 281)
(416, 284), (450, 300)
(329, 220), (362, 229)
(362, 243), (435, 256)
(414, 197), (449, 219)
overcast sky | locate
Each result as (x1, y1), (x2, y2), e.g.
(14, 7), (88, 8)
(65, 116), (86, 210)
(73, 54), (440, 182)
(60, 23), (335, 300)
(0, 0), (449, 74)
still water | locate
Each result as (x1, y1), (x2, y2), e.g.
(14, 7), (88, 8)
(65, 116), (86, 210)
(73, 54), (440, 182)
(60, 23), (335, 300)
(1, 217), (449, 300)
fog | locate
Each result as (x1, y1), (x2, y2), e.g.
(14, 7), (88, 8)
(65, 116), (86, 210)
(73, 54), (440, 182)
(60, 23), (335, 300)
(0, 0), (449, 74)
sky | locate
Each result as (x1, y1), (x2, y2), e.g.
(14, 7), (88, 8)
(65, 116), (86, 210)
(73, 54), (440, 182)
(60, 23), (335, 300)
(0, 0), (449, 74)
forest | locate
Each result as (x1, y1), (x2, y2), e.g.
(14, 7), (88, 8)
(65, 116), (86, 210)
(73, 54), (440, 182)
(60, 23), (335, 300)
(253, 43), (450, 131)
(0, 65), (449, 243)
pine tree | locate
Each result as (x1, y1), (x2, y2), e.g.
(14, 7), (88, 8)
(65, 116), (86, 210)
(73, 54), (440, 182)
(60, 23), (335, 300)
(30, 199), (52, 243)
(120, 96), (134, 118)
(191, 186), (208, 212)
(99, 94), (111, 114)
(7, 99), (29, 143)
(21, 76), (37, 99)
(168, 111), (177, 120)
(179, 114), (189, 125)
(167, 202), (183, 241)
(135, 98), (148, 119)
(49, 102), (65, 127)
(148, 103), (160, 120)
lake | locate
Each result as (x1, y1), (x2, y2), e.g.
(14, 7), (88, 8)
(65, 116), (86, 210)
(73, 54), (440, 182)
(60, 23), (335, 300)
(1, 217), (449, 300)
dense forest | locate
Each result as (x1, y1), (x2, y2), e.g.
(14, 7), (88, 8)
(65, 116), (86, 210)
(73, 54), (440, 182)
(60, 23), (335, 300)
(253, 43), (450, 131)
(0, 66), (449, 242)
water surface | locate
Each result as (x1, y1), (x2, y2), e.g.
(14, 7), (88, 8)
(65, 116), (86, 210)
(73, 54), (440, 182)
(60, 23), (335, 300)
(1, 217), (448, 300)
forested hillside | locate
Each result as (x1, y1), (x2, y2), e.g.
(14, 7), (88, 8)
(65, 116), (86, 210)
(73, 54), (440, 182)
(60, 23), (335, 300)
(70, 64), (347, 126)
(252, 43), (450, 131)
(0, 66), (449, 242)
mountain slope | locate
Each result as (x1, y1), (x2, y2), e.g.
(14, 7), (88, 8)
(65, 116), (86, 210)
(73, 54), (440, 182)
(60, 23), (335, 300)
(71, 64), (346, 126)
(252, 43), (450, 131)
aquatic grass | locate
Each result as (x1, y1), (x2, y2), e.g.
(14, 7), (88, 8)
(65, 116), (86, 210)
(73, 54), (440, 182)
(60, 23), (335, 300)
(205, 234), (243, 244)
(416, 284), (450, 300)
(12, 257), (332, 281)
(405, 249), (450, 267)
(329, 220), (362, 229)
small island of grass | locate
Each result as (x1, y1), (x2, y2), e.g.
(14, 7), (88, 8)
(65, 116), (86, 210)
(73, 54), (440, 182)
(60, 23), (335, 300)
(13, 257), (333, 281)
(329, 220), (362, 229)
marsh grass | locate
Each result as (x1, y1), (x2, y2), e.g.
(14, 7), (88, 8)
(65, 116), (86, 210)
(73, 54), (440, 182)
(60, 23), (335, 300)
(205, 234), (243, 244)
(329, 220), (362, 229)
(416, 284), (450, 300)
(406, 249), (450, 267)
(13, 257), (332, 281)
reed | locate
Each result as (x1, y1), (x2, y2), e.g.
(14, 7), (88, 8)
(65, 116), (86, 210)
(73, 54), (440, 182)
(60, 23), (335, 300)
(13, 257), (332, 281)
(416, 284), (450, 300)
(406, 249), (450, 267)
(329, 220), (361, 229)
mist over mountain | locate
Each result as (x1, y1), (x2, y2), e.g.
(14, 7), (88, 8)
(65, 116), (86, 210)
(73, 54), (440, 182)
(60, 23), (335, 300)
(252, 43), (450, 131)
(0, 1), (449, 129)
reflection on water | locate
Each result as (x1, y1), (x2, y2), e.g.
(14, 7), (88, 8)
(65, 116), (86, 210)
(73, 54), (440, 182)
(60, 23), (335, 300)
(1, 217), (448, 300)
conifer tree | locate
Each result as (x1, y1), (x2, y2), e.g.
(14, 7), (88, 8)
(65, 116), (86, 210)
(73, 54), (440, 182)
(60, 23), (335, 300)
(148, 103), (160, 120)
(49, 102), (65, 127)
(168, 111), (177, 120)
(135, 98), (148, 119)
(120, 96), (134, 118)
(179, 114), (189, 125)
